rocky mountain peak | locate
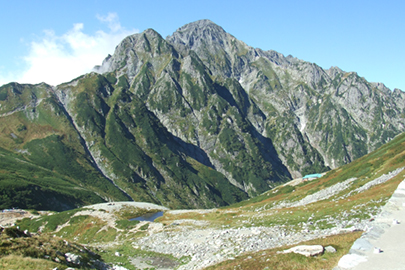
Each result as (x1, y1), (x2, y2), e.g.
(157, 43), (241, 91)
(176, 19), (221, 31)
(167, 19), (252, 80)
(168, 19), (226, 40)
(95, 27), (178, 81)
(75, 20), (405, 196)
(326, 66), (343, 79)
(166, 19), (230, 54)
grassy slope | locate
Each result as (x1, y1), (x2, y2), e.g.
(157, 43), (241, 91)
(0, 83), (129, 210)
(0, 75), (251, 211)
(58, 73), (250, 209)
(6, 132), (405, 270)
(164, 132), (405, 269)
(0, 227), (103, 270)
(0, 146), (106, 210)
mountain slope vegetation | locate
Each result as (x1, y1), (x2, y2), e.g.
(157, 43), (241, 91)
(9, 131), (405, 270)
(0, 19), (404, 210)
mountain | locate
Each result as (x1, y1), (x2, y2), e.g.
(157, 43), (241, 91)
(0, 19), (404, 210)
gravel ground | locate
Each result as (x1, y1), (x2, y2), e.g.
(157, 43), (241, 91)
(132, 169), (404, 270)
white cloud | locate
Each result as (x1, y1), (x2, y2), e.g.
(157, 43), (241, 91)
(3, 13), (137, 86)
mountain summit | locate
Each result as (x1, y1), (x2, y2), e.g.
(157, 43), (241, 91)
(0, 20), (404, 210)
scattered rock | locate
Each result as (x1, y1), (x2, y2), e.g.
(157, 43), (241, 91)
(115, 251), (121, 257)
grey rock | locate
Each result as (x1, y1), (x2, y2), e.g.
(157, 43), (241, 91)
(280, 245), (324, 257)
(325, 245), (337, 253)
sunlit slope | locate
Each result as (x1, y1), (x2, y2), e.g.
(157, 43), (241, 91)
(232, 130), (405, 211)
(10, 132), (405, 270)
(199, 132), (405, 270)
(160, 131), (405, 231)
(0, 83), (129, 210)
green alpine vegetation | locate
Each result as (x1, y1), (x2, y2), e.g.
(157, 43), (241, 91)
(4, 128), (405, 270)
(0, 19), (404, 210)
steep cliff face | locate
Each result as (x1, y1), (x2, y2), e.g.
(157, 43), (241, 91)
(92, 19), (405, 194)
(164, 20), (405, 174)
(0, 20), (404, 210)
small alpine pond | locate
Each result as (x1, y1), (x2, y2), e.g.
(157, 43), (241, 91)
(130, 211), (164, 222)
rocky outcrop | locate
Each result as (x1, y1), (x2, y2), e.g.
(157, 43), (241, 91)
(91, 20), (405, 199)
(165, 20), (405, 172)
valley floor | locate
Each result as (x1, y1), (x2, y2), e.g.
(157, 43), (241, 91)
(5, 164), (405, 270)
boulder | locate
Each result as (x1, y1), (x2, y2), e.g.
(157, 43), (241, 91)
(325, 245), (337, 253)
(65, 253), (81, 265)
(280, 245), (324, 257)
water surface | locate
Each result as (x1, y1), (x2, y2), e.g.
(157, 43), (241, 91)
(130, 211), (164, 222)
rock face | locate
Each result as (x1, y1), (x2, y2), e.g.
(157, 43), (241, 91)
(99, 19), (405, 177)
(0, 19), (404, 210)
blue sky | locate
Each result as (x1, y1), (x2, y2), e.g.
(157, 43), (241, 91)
(0, 0), (404, 91)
